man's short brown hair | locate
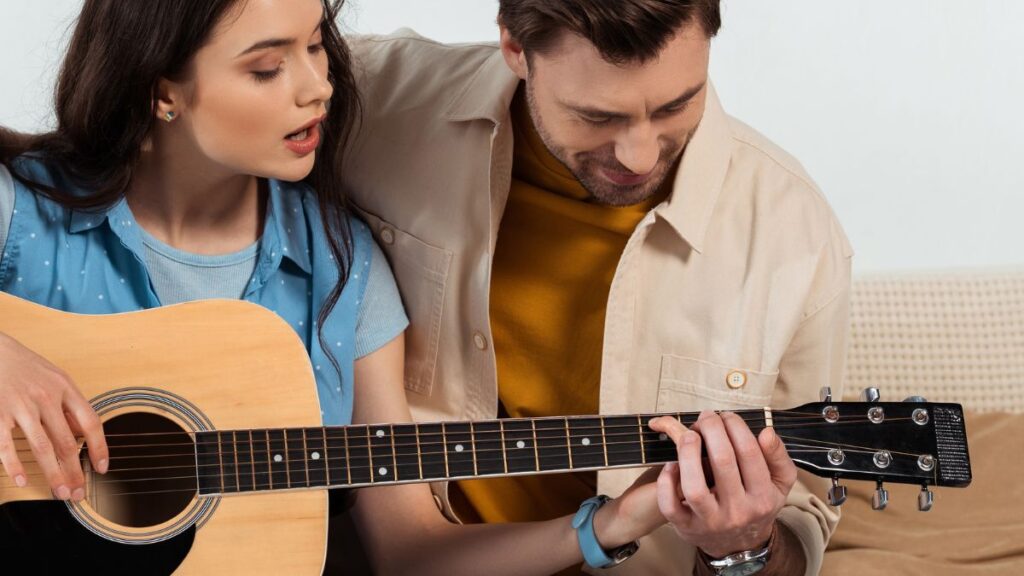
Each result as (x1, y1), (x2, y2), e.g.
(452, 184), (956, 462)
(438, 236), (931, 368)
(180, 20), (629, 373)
(498, 0), (721, 65)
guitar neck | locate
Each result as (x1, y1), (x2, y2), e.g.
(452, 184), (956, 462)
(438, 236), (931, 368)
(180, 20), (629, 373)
(195, 410), (772, 496)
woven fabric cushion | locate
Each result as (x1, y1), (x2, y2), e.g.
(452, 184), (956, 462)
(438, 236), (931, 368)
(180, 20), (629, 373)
(844, 268), (1024, 413)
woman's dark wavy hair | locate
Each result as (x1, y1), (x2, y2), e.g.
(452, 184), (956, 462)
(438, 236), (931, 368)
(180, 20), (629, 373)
(0, 0), (360, 377)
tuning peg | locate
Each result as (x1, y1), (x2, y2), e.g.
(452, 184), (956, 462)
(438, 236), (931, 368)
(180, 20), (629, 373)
(872, 481), (889, 510)
(828, 478), (847, 506)
(903, 396), (928, 403)
(918, 485), (934, 512)
(860, 387), (881, 402)
(820, 386), (833, 403)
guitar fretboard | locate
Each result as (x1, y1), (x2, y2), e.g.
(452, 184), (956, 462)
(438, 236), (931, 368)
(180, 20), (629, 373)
(195, 411), (770, 495)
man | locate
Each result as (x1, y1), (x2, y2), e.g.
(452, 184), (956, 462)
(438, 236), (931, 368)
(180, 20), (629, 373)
(341, 1), (850, 574)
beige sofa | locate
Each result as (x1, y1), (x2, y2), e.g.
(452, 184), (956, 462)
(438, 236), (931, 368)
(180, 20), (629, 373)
(822, 268), (1024, 574)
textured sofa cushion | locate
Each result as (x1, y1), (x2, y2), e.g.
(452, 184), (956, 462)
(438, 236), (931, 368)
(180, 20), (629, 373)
(843, 268), (1024, 413)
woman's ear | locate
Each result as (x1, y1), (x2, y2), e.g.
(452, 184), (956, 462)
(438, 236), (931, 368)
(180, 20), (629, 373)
(153, 77), (183, 123)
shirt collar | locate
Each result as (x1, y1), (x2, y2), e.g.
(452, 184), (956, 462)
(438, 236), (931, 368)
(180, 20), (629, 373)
(444, 48), (520, 124)
(69, 179), (314, 275)
(654, 83), (733, 254)
(258, 179), (313, 275)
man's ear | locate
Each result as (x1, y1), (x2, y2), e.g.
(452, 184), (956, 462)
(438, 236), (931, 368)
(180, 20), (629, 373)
(499, 25), (530, 81)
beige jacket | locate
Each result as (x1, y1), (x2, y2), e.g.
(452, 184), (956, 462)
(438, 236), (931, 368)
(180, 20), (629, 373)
(343, 30), (851, 576)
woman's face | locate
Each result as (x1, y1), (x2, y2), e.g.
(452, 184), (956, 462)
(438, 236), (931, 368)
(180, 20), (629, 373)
(160, 0), (332, 182)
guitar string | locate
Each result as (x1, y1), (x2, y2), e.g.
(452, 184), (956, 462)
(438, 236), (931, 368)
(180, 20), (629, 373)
(7, 418), (920, 478)
(0, 444), (872, 496)
(8, 416), (920, 456)
(3, 408), (897, 443)
(2, 433), (929, 490)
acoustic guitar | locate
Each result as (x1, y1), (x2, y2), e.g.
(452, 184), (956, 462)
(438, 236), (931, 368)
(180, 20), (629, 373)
(0, 291), (972, 574)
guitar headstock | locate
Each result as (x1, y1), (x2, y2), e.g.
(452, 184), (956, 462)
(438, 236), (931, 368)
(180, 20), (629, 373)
(777, 388), (971, 511)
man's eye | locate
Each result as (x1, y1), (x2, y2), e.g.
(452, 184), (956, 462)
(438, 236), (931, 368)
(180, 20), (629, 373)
(582, 115), (613, 125)
(308, 43), (324, 54)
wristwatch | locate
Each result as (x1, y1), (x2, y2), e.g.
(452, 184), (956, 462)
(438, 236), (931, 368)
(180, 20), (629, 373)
(699, 524), (776, 576)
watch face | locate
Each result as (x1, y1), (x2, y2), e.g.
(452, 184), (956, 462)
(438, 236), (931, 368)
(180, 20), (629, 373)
(721, 560), (766, 576)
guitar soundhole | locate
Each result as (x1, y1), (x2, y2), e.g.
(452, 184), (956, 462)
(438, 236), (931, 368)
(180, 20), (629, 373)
(82, 412), (197, 528)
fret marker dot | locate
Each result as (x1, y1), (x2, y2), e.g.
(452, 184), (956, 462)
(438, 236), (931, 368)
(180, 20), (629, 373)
(273, 454), (283, 463)
(516, 440), (526, 449)
(376, 429), (385, 438)
(582, 438), (591, 446)
(311, 452), (321, 460)
(455, 444), (464, 452)
(659, 433), (668, 441)
(378, 467), (388, 476)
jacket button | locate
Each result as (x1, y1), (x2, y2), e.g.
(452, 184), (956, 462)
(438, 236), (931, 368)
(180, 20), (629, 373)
(726, 370), (747, 389)
(380, 227), (396, 245)
(473, 332), (489, 351)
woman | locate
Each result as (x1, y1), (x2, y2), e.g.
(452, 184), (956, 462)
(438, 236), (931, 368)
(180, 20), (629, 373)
(0, 0), (676, 574)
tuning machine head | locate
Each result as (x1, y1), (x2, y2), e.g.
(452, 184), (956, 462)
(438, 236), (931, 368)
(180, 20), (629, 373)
(820, 386), (833, 403)
(903, 396), (928, 403)
(828, 477), (847, 507)
(918, 485), (934, 512)
(860, 387), (881, 402)
(872, 481), (889, 510)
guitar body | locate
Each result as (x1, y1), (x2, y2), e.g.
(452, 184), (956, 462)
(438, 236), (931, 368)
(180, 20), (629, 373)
(0, 292), (328, 575)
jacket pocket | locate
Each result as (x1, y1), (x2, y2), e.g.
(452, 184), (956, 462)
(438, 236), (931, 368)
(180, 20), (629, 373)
(353, 206), (452, 396)
(655, 354), (778, 413)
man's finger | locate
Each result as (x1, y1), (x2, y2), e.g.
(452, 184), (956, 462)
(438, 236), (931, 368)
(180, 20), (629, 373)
(693, 411), (745, 498)
(758, 426), (797, 494)
(657, 462), (693, 528)
(721, 412), (771, 496)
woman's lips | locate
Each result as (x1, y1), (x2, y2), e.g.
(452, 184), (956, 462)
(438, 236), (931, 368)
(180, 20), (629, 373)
(284, 123), (321, 156)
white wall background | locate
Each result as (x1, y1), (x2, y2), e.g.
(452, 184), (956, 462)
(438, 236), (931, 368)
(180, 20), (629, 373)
(2, 1), (1021, 273)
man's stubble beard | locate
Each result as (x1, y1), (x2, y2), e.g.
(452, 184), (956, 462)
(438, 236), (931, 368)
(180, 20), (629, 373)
(525, 81), (695, 207)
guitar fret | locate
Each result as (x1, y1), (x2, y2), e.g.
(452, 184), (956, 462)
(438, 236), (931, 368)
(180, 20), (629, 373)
(324, 426), (348, 488)
(469, 421), (478, 476)
(301, 429), (311, 487)
(535, 418), (570, 472)
(604, 416), (644, 467)
(530, 419), (540, 472)
(471, 420), (504, 477)
(267, 429), (288, 489)
(502, 419), (537, 473)
(217, 430), (227, 493)
(637, 416), (647, 464)
(195, 431), (221, 496)
(220, 430), (238, 493)
(306, 427), (328, 488)
(232, 431), (241, 491)
(369, 425), (394, 482)
(499, 421), (508, 474)
(444, 422), (474, 478)
(641, 414), (674, 463)
(343, 425), (353, 486)
(262, 430), (273, 490)
(441, 423), (451, 477)
(248, 430), (257, 491)
(347, 426), (372, 485)
(415, 423), (423, 479)
(393, 423), (421, 481)
(417, 423), (446, 480)
(564, 418), (573, 469)
(568, 417), (606, 470)
(235, 430), (253, 493)
(390, 425), (399, 481)
(599, 417), (609, 467)
(285, 429), (307, 488)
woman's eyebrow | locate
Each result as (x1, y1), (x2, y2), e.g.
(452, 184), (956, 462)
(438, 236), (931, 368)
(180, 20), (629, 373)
(235, 17), (324, 58)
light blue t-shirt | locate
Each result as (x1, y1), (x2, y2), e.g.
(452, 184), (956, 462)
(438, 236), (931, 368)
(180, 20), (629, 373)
(0, 159), (408, 424)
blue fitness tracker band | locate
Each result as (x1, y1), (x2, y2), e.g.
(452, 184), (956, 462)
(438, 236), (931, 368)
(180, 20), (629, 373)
(572, 495), (639, 569)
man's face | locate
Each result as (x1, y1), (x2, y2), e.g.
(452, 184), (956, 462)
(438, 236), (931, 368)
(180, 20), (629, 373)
(505, 23), (710, 206)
